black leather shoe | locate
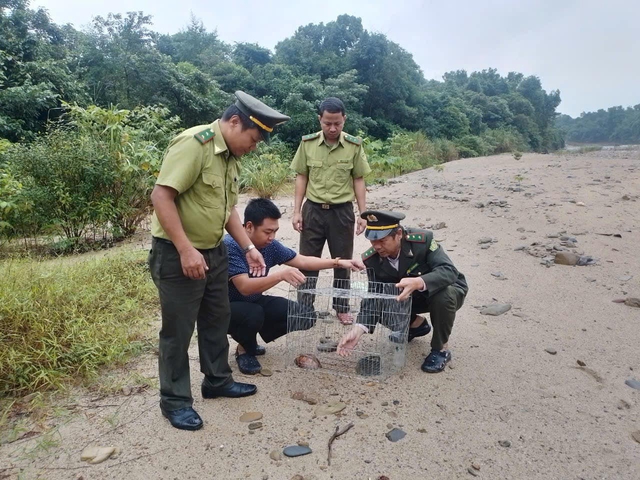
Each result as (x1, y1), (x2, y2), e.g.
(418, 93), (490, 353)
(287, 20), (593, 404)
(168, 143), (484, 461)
(421, 349), (452, 373)
(254, 345), (266, 356)
(389, 318), (432, 344)
(160, 406), (203, 431)
(236, 353), (262, 375)
(201, 381), (257, 399)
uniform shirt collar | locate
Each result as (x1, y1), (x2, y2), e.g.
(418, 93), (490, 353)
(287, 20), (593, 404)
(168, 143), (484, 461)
(318, 131), (346, 148)
(212, 120), (230, 158)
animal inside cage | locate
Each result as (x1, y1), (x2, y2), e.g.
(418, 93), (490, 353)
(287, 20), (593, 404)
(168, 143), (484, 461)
(286, 271), (411, 379)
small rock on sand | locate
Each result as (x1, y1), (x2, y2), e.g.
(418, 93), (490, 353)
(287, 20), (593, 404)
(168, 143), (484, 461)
(480, 304), (512, 316)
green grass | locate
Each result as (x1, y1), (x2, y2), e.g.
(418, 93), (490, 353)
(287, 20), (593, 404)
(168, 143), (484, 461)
(0, 251), (157, 397)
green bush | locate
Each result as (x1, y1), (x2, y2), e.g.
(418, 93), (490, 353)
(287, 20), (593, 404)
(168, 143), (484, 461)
(482, 128), (528, 153)
(239, 140), (294, 198)
(0, 104), (181, 250)
(0, 251), (157, 396)
(455, 135), (491, 157)
(432, 138), (459, 162)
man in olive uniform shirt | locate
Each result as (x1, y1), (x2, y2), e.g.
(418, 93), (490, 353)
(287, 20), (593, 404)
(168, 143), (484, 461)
(291, 97), (371, 324)
(337, 211), (468, 372)
(149, 91), (289, 430)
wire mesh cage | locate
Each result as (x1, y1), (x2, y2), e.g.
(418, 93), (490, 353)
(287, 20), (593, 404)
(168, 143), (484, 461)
(286, 270), (411, 379)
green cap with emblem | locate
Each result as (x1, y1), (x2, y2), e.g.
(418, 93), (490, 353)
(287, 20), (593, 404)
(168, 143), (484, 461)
(361, 210), (406, 241)
(234, 91), (290, 143)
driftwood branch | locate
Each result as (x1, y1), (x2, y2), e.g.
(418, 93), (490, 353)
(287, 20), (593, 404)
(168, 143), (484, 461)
(327, 422), (354, 466)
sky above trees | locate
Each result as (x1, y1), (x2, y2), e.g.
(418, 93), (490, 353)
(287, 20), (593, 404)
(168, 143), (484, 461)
(31, 0), (639, 118)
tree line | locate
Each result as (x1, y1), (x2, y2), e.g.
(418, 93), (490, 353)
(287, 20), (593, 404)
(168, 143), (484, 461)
(556, 106), (640, 144)
(1, 1), (568, 251)
(1, 1), (564, 153)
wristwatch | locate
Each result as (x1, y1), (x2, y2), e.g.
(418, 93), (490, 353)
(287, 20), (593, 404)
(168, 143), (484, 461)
(243, 244), (256, 253)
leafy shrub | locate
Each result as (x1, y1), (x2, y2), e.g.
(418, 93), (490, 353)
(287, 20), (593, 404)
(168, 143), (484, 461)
(513, 151), (523, 160)
(0, 104), (181, 249)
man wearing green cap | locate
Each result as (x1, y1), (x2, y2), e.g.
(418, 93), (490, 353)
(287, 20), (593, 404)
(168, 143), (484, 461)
(337, 211), (468, 373)
(149, 91), (289, 430)
(290, 97), (371, 325)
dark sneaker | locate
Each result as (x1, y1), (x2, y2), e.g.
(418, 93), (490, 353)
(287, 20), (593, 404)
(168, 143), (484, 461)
(421, 349), (452, 373)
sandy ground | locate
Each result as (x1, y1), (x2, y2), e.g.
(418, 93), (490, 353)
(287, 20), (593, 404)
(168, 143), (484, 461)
(1, 149), (640, 480)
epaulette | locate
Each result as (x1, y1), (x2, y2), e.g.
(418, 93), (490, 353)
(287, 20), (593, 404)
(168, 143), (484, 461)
(344, 134), (362, 146)
(361, 247), (377, 261)
(406, 232), (426, 243)
(302, 132), (321, 142)
(194, 128), (215, 145)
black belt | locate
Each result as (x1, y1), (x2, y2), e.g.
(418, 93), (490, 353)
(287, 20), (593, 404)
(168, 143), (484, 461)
(152, 236), (219, 252)
(306, 199), (350, 210)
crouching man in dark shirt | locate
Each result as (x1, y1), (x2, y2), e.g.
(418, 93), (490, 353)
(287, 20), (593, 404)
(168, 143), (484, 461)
(225, 198), (362, 374)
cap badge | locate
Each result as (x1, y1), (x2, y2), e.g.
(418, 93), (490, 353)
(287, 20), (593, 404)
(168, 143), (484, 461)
(367, 214), (378, 222)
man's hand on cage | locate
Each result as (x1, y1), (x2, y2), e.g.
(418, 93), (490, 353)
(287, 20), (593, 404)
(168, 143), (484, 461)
(395, 277), (425, 301)
(337, 326), (365, 356)
(279, 267), (307, 287)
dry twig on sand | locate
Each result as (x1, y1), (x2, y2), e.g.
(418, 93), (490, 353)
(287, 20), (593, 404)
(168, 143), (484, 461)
(327, 422), (354, 466)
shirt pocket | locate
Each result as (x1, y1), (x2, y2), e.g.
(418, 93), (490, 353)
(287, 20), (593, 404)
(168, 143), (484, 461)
(333, 160), (353, 184)
(194, 172), (223, 208)
(307, 159), (324, 183)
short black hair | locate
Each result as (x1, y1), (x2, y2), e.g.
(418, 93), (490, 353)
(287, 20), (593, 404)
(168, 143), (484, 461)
(222, 104), (258, 130)
(318, 97), (346, 116)
(244, 198), (282, 226)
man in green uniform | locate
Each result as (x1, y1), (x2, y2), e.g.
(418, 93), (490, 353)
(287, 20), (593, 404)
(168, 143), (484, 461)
(290, 97), (371, 324)
(337, 211), (468, 373)
(149, 91), (289, 430)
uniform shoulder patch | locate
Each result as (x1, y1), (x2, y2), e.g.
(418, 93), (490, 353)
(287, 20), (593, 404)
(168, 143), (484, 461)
(361, 247), (377, 261)
(406, 232), (426, 243)
(302, 132), (321, 142)
(194, 128), (215, 145)
(429, 239), (439, 252)
(344, 134), (362, 146)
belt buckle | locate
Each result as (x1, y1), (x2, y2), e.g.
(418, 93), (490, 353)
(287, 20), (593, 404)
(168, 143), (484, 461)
(321, 203), (330, 210)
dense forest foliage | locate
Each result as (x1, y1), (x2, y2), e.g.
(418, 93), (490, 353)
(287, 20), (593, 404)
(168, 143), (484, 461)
(1, 0), (569, 249)
(1, 1), (564, 152)
(556, 106), (640, 144)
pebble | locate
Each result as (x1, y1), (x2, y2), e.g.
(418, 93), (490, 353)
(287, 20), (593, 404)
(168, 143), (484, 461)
(498, 440), (511, 448)
(269, 450), (282, 461)
(385, 428), (406, 442)
(625, 379), (640, 390)
(554, 252), (579, 266)
(297, 441), (309, 447)
(545, 348), (557, 355)
(468, 467), (479, 477)
(259, 368), (273, 377)
(315, 402), (346, 416)
(478, 237), (493, 244)
(283, 445), (312, 457)
(240, 412), (263, 423)
(625, 298), (640, 308)
(248, 422), (263, 430)
(480, 303), (512, 316)
(632, 431), (640, 444)
(577, 360), (586, 367)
